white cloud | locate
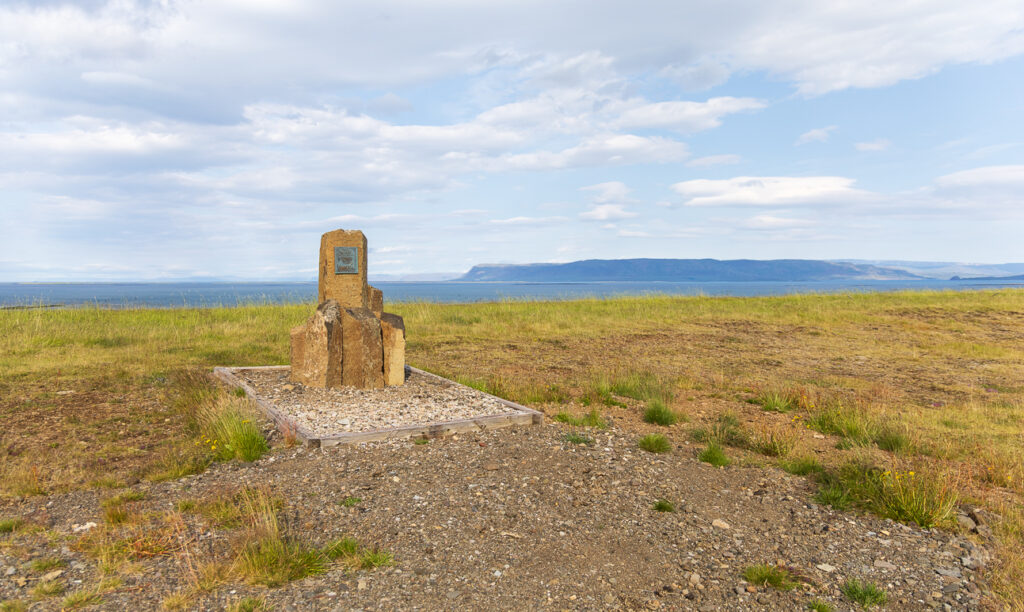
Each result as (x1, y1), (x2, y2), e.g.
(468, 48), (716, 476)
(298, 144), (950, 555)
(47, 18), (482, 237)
(740, 215), (816, 229)
(580, 204), (638, 221)
(935, 165), (1024, 187)
(686, 154), (741, 167)
(795, 126), (837, 145)
(673, 176), (866, 207)
(580, 181), (632, 203)
(615, 97), (765, 133)
(855, 138), (891, 151)
(488, 216), (568, 225)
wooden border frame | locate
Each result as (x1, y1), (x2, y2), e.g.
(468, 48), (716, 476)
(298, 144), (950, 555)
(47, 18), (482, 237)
(212, 365), (542, 448)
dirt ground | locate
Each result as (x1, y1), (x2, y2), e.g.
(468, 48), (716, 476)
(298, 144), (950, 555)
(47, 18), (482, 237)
(1, 421), (991, 611)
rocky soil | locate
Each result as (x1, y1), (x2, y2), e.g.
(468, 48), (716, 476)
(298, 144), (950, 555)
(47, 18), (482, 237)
(0, 422), (993, 611)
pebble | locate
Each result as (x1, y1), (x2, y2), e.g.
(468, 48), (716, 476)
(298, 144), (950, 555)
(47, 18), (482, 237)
(816, 563), (836, 573)
(712, 519), (730, 530)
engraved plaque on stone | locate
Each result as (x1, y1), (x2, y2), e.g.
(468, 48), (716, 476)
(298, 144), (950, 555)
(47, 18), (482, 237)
(334, 247), (358, 274)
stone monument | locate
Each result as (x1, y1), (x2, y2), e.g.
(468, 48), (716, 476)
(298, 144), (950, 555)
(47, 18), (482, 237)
(290, 229), (406, 389)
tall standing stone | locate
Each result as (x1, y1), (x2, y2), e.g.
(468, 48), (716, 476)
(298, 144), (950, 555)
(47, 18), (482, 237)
(318, 230), (368, 308)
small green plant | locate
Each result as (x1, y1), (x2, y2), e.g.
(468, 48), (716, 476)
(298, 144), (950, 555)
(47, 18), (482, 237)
(780, 456), (823, 475)
(0, 518), (24, 533)
(339, 496), (362, 507)
(743, 564), (798, 590)
(226, 596), (267, 612)
(322, 537), (360, 559)
(841, 578), (887, 608)
(698, 440), (730, 467)
(806, 404), (878, 446)
(693, 412), (747, 447)
(817, 461), (957, 528)
(60, 590), (103, 610)
(175, 499), (198, 512)
(31, 579), (64, 600)
(653, 499), (675, 512)
(815, 479), (853, 510)
(413, 437), (429, 445)
(874, 424), (910, 454)
(553, 408), (608, 429)
(638, 433), (671, 454)
(758, 391), (795, 413)
(29, 558), (65, 572)
(808, 599), (833, 612)
(103, 505), (130, 526)
(232, 387), (248, 398)
(643, 400), (679, 426)
(359, 549), (394, 569)
(203, 399), (269, 462)
(751, 425), (798, 458)
(0, 600), (27, 612)
(563, 432), (593, 445)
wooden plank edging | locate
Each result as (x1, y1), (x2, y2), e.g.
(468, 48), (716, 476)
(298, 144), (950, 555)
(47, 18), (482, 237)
(211, 365), (543, 448)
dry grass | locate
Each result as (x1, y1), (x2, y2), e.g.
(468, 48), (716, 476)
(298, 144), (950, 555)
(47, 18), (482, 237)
(1, 290), (1023, 605)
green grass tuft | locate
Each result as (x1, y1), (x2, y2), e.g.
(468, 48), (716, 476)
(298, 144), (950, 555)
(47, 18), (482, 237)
(60, 590), (103, 610)
(339, 496), (362, 508)
(698, 440), (730, 467)
(743, 564), (798, 590)
(841, 578), (887, 608)
(757, 391), (795, 413)
(0, 518), (24, 533)
(643, 400), (680, 426)
(553, 408), (608, 429)
(0, 600), (27, 612)
(808, 599), (834, 612)
(816, 462), (958, 528)
(780, 456), (824, 476)
(29, 558), (66, 573)
(322, 537), (361, 560)
(563, 432), (593, 445)
(637, 433), (671, 454)
(653, 499), (675, 512)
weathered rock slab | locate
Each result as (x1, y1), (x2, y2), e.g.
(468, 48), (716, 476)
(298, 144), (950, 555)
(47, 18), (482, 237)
(380, 312), (406, 386)
(341, 307), (384, 389)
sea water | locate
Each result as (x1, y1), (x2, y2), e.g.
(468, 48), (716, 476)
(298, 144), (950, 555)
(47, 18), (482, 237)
(1, 279), (1021, 309)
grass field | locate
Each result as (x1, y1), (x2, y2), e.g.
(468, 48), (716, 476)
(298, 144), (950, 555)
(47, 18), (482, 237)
(1, 289), (1023, 606)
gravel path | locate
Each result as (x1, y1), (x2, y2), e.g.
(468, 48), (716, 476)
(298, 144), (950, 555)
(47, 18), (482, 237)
(0, 423), (992, 611)
(234, 367), (516, 436)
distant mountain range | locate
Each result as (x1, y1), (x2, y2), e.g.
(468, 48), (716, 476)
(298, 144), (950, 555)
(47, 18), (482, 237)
(457, 259), (927, 282)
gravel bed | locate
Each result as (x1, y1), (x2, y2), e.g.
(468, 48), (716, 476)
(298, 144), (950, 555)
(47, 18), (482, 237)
(233, 367), (518, 436)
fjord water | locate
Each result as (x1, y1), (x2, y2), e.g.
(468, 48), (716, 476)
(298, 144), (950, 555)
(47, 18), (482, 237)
(1, 279), (1021, 309)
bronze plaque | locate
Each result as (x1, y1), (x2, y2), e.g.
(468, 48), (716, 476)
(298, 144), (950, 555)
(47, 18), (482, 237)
(334, 247), (358, 274)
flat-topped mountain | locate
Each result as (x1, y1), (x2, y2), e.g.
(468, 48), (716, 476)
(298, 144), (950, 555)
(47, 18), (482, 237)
(458, 258), (922, 282)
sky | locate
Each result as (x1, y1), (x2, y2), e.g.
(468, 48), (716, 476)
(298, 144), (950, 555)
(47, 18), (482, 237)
(1, 0), (1023, 281)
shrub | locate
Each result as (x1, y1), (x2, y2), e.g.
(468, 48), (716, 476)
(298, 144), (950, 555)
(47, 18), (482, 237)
(698, 441), (730, 467)
(638, 434), (671, 454)
(841, 578), (887, 608)
(202, 398), (269, 462)
(643, 400), (680, 426)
